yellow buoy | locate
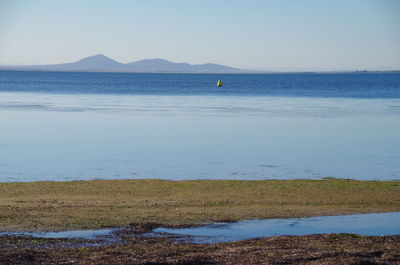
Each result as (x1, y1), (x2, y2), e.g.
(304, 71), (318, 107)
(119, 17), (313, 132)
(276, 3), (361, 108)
(217, 80), (223, 87)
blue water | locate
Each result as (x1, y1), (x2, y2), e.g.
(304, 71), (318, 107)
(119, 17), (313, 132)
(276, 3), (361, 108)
(1, 70), (400, 97)
(155, 212), (400, 243)
(2, 212), (399, 244)
(0, 229), (116, 240)
(0, 70), (400, 181)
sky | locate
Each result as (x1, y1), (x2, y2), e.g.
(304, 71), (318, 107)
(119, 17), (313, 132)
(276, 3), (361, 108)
(0, 0), (399, 70)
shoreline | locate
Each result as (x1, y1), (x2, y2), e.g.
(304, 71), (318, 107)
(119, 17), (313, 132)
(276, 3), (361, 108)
(1, 211), (400, 233)
(1, 178), (399, 231)
(2, 178), (399, 264)
(1, 67), (400, 74)
(1, 211), (398, 244)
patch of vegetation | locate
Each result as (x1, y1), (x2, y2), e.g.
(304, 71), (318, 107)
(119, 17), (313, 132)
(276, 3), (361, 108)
(332, 233), (365, 239)
(0, 215), (9, 221)
(0, 179), (399, 231)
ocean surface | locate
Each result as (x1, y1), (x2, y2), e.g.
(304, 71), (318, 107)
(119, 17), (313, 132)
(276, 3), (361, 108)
(0, 70), (399, 182)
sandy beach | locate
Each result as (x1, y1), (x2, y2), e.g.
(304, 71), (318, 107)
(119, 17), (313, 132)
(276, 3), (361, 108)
(1, 178), (399, 264)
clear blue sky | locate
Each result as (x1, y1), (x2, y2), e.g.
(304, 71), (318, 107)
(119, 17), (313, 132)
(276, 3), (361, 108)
(0, 0), (399, 70)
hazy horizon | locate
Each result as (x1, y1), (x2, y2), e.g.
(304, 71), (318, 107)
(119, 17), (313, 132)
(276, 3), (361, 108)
(1, 0), (399, 71)
(2, 53), (399, 72)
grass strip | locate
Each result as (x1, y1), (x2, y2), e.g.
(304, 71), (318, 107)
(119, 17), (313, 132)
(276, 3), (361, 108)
(0, 179), (399, 231)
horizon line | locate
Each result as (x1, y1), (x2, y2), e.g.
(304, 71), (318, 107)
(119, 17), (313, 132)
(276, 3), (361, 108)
(0, 54), (399, 73)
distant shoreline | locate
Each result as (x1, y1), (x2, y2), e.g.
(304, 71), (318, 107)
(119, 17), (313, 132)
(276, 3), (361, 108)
(1, 67), (399, 74)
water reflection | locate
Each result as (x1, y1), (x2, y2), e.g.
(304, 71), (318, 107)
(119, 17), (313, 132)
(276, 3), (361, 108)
(1, 93), (399, 181)
(155, 212), (400, 243)
(1, 212), (398, 244)
(0, 229), (116, 240)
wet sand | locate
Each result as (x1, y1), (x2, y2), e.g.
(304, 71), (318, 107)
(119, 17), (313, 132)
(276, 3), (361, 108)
(1, 179), (399, 264)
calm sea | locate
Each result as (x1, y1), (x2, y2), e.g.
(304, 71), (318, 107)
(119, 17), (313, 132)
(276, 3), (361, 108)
(1, 70), (399, 182)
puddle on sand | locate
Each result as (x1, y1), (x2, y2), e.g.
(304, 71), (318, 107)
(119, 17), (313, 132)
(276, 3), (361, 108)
(1, 212), (400, 246)
(0, 229), (118, 241)
(153, 212), (400, 244)
(32, 229), (117, 239)
(0, 229), (121, 249)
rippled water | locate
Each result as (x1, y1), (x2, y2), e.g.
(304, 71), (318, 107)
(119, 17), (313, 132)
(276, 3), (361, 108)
(1, 71), (399, 98)
(0, 71), (399, 181)
(155, 212), (400, 243)
(1, 212), (399, 244)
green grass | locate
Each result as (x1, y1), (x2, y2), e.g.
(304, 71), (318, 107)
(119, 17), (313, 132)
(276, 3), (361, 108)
(332, 233), (365, 239)
(0, 179), (399, 231)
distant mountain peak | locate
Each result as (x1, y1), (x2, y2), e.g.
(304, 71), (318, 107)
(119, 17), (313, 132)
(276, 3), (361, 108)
(78, 54), (110, 60)
(3, 55), (242, 73)
(76, 54), (120, 63)
(89, 54), (108, 58)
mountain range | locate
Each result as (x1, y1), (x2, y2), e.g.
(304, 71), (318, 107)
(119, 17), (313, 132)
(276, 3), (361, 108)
(3, 54), (241, 73)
